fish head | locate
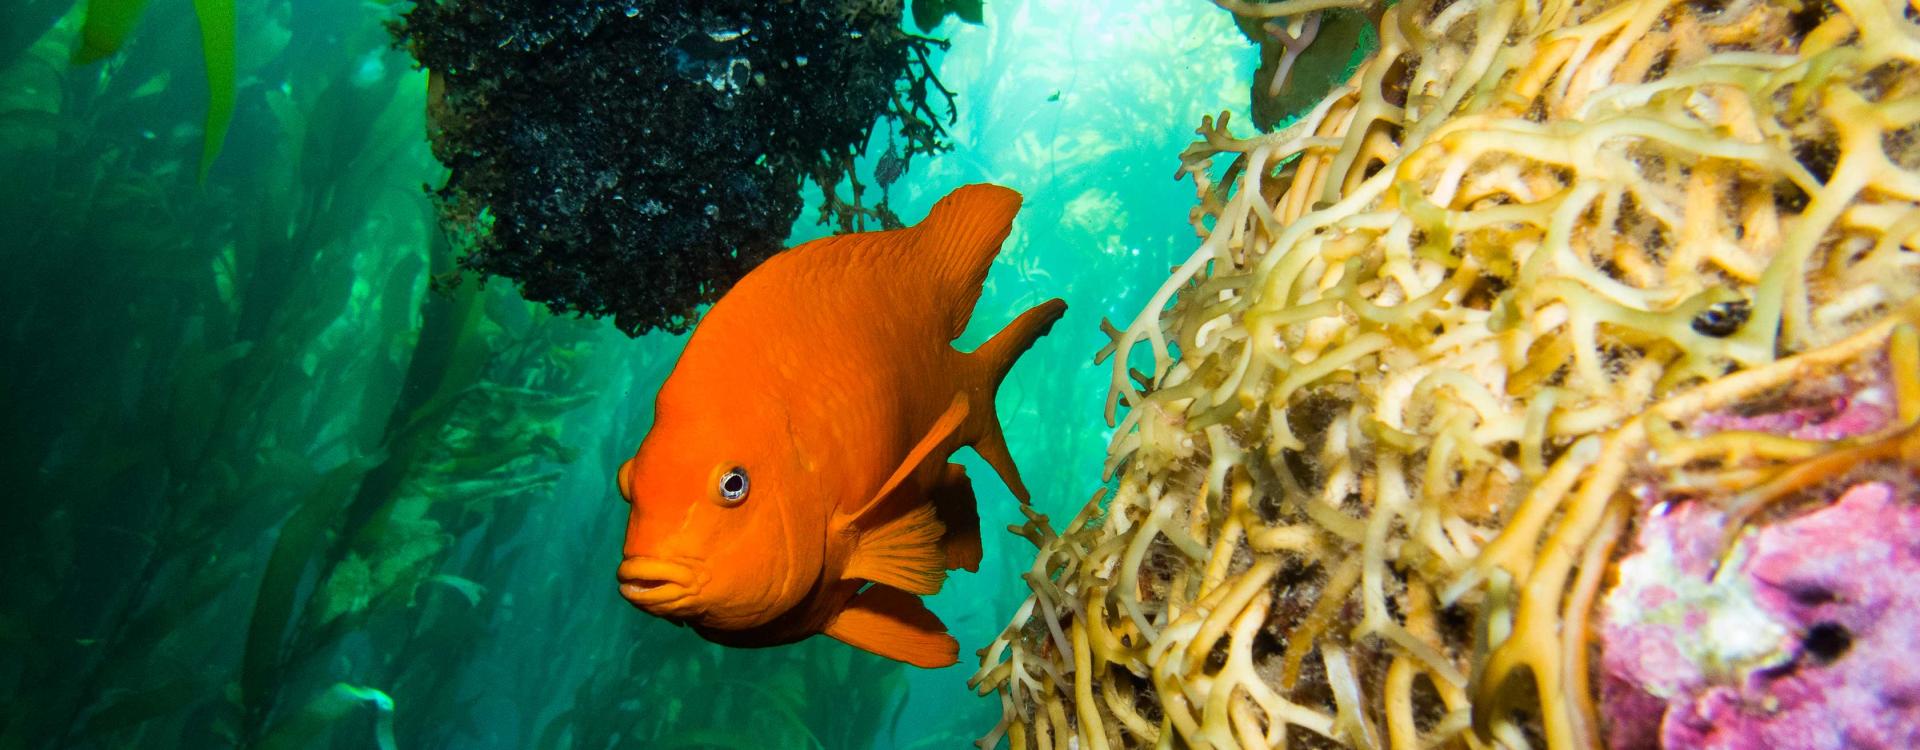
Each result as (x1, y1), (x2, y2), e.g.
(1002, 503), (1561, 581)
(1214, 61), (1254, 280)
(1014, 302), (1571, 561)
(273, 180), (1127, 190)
(615, 385), (828, 631)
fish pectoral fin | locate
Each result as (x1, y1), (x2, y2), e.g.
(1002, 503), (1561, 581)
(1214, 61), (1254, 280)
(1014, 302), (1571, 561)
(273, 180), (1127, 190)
(824, 585), (958, 669)
(845, 392), (970, 522)
(845, 501), (948, 595)
(840, 393), (970, 596)
(932, 462), (982, 573)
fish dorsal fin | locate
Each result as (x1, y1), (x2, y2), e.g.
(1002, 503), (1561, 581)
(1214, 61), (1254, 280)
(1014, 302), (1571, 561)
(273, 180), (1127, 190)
(911, 184), (1022, 341)
(823, 585), (958, 668)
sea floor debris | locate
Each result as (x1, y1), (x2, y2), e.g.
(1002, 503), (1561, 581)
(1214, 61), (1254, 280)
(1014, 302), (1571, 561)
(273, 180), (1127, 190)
(973, 0), (1920, 746)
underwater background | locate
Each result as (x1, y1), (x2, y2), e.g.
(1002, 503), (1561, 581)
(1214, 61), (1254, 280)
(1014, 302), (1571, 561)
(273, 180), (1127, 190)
(0, 0), (1269, 747)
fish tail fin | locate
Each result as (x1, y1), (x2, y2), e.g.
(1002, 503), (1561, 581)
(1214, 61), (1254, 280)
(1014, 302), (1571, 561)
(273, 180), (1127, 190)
(912, 183), (1023, 340)
(970, 298), (1068, 502)
(977, 298), (1068, 389)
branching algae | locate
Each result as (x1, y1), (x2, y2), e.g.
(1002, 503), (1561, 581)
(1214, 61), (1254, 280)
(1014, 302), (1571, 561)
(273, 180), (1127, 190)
(974, 0), (1920, 746)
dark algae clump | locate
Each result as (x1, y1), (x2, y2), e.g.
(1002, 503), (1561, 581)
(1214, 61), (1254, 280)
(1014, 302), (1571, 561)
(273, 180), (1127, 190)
(391, 0), (956, 336)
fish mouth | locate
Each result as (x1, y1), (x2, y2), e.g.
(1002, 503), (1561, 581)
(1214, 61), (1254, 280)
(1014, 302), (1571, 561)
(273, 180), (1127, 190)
(617, 556), (707, 613)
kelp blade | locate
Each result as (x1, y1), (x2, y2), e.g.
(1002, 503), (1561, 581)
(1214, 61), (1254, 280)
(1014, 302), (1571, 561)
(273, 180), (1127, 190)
(71, 0), (153, 65)
(191, 0), (236, 181)
(257, 683), (397, 750)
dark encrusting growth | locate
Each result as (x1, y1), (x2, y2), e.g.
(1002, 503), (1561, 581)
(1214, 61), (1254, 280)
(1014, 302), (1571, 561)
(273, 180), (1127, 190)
(391, 0), (958, 336)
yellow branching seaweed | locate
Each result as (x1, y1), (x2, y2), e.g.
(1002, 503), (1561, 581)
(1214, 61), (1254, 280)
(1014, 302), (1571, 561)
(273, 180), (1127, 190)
(974, 0), (1920, 746)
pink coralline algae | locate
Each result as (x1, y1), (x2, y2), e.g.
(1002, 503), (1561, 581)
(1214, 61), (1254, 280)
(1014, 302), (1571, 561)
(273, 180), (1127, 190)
(1599, 481), (1920, 749)
(1689, 386), (1894, 442)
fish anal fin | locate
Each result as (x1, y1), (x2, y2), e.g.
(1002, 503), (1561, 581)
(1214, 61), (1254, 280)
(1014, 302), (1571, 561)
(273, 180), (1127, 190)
(845, 501), (947, 596)
(932, 463), (982, 572)
(824, 585), (958, 669)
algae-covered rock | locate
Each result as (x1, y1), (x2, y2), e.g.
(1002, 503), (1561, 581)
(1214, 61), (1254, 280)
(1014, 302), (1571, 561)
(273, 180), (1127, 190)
(975, 0), (1920, 746)
(391, 0), (953, 335)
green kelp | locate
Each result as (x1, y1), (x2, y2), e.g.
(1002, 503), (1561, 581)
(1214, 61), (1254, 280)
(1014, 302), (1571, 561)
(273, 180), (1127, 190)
(392, 0), (959, 336)
(187, 0), (234, 180)
(71, 0), (153, 64)
(69, 0), (236, 180)
(0, 8), (600, 746)
(549, 632), (909, 749)
(912, 0), (986, 31)
(1220, 0), (1377, 131)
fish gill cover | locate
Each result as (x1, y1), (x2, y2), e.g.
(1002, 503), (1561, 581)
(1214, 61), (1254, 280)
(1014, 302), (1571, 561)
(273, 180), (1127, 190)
(390, 0), (958, 336)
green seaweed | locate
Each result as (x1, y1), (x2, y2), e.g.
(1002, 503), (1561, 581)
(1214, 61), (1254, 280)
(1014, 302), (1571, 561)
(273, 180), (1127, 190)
(257, 684), (397, 750)
(79, 675), (216, 737)
(188, 0), (234, 180)
(67, 0), (235, 179)
(1239, 6), (1378, 131)
(239, 454), (384, 734)
(912, 0), (986, 30)
(71, 0), (152, 64)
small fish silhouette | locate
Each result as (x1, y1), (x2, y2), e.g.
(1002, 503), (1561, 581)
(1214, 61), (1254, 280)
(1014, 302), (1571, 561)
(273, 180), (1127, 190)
(874, 144), (906, 189)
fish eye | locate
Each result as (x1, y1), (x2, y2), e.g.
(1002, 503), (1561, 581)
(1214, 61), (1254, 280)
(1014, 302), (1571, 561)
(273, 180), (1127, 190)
(717, 467), (749, 505)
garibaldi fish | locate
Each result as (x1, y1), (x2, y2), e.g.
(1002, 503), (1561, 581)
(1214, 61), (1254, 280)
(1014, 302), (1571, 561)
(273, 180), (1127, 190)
(615, 183), (1066, 668)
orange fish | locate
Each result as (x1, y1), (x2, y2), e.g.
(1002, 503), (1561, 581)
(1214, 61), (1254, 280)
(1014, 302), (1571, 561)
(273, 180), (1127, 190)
(614, 184), (1066, 668)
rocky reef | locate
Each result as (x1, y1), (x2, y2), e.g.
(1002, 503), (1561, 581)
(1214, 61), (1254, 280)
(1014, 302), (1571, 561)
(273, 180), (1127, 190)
(972, 0), (1920, 746)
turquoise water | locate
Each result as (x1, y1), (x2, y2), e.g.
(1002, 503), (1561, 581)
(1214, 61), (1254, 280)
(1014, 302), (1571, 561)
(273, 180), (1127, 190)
(0, 0), (1253, 746)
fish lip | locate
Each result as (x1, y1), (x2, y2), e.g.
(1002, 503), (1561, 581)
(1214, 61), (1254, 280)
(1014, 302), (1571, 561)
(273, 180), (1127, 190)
(617, 556), (707, 610)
